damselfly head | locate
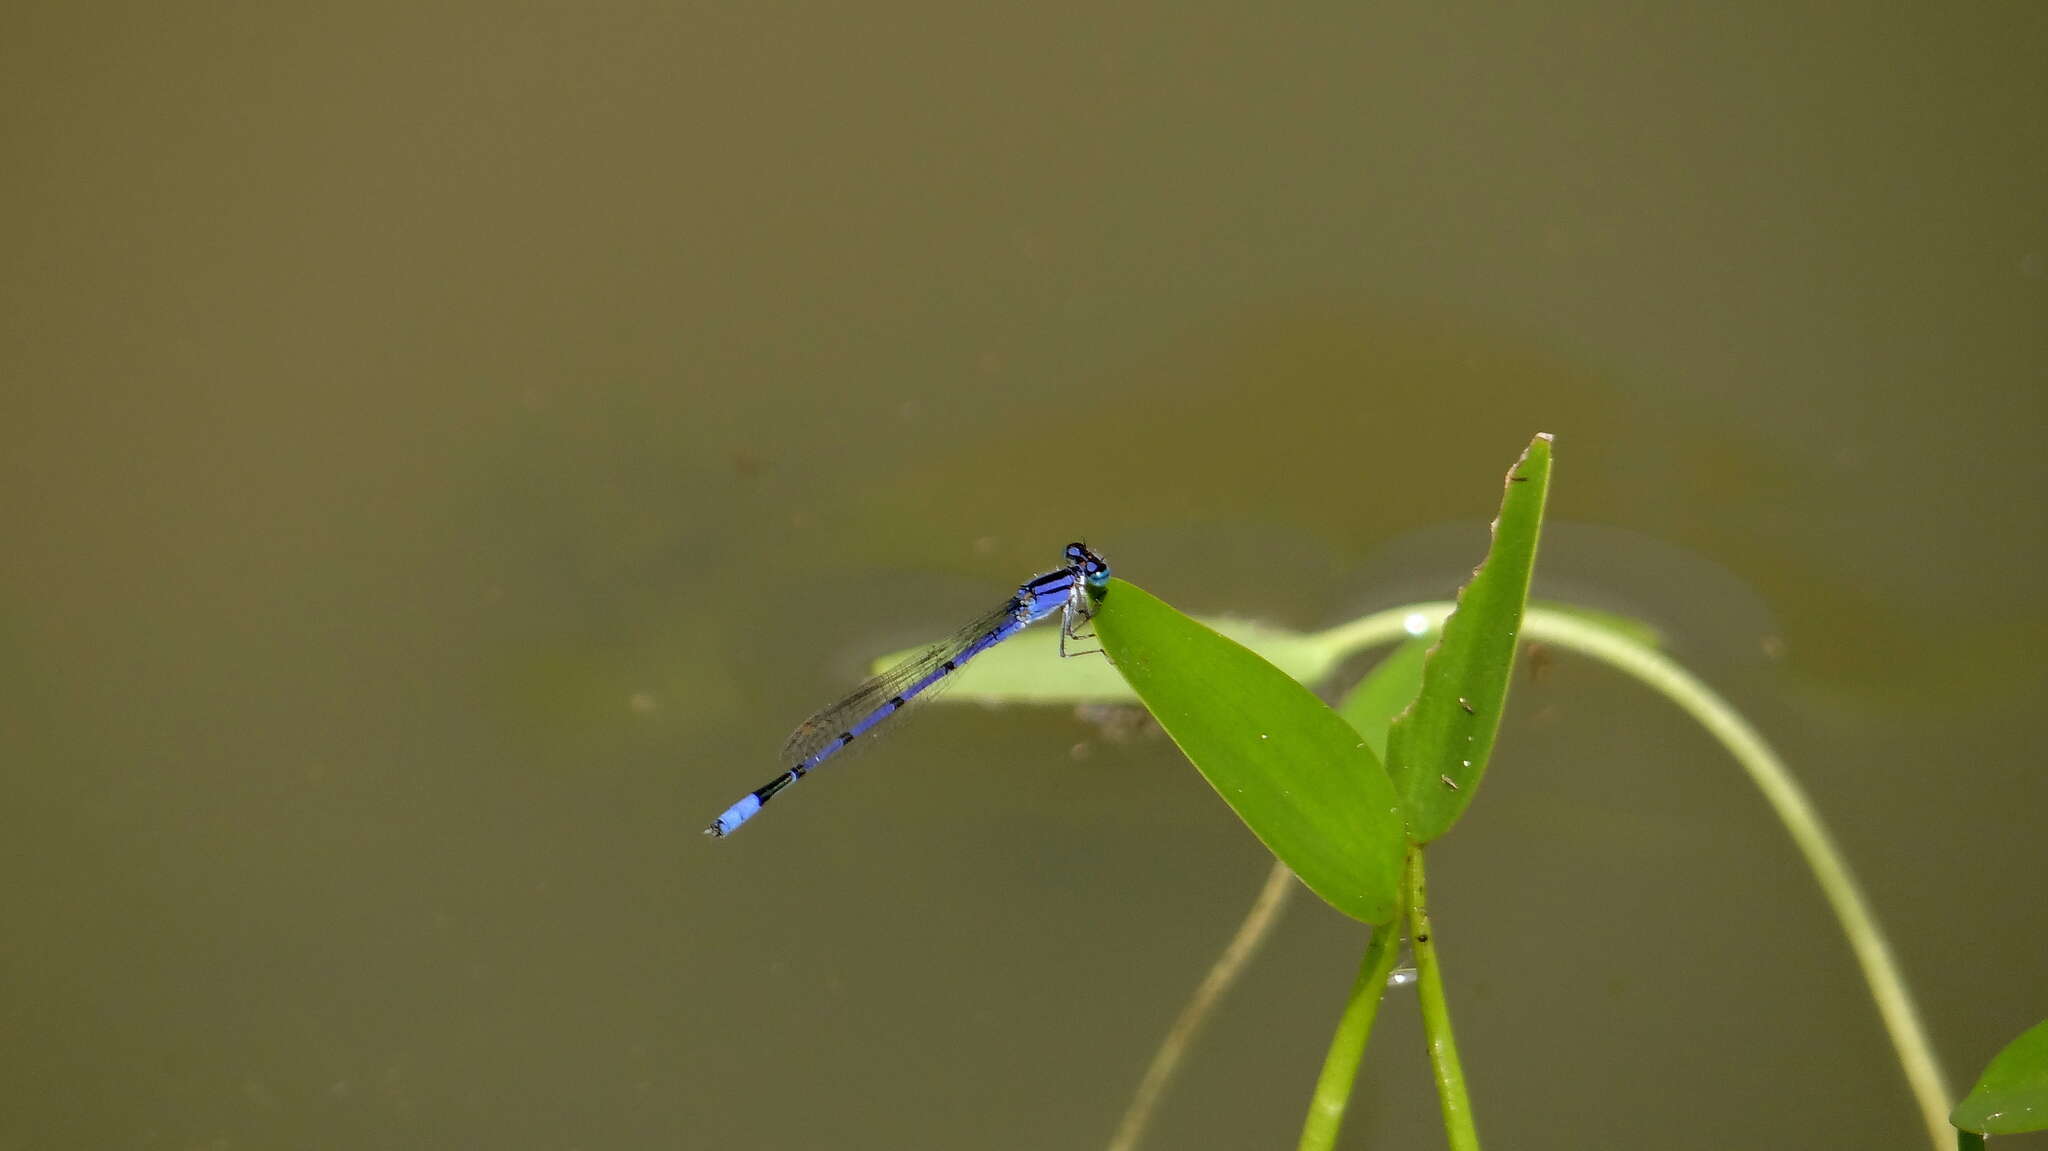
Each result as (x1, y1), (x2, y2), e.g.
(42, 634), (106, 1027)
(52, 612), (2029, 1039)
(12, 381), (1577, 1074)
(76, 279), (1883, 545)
(1065, 541), (1112, 590)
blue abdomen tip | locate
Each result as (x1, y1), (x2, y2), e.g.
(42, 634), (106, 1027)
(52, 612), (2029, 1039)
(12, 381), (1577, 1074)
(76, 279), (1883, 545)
(709, 794), (763, 837)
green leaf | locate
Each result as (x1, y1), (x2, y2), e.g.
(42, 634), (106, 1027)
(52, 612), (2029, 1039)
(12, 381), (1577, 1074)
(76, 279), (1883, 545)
(1952, 1018), (2048, 1135)
(870, 617), (1339, 704)
(1094, 579), (1405, 924)
(1386, 433), (1553, 843)
(1336, 637), (1434, 762)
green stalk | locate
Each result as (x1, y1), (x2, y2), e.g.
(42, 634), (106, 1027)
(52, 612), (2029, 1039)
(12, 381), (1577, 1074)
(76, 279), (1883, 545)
(1407, 847), (1480, 1151)
(1297, 901), (1405, 1151)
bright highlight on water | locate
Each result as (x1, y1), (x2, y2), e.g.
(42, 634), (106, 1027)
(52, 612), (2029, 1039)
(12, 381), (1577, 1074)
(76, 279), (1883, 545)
(705, 542), (1112, 838)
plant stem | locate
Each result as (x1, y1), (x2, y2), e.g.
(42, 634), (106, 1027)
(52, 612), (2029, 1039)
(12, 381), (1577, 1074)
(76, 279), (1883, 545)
(1108, 861), (1297, 1151)
(1297, 901), (1405, 1151)
(1407, 847), (1481, 1151)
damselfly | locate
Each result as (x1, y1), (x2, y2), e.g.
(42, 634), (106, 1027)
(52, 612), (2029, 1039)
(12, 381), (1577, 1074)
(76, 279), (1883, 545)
(704, 542), (1112, 838)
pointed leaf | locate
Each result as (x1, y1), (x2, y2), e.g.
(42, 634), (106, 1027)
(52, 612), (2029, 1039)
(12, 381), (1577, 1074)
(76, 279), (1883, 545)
(1094, 580), (1405, 924)
(1387, 433), (1552, 843)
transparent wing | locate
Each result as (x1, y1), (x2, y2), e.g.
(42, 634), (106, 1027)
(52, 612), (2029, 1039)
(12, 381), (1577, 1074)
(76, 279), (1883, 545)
(777, 598), (1022, 766)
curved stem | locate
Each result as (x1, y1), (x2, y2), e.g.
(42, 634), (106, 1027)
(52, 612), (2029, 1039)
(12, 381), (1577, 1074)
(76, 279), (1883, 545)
(1106, 860), (1296, 1151)
(1408, 848), (1480, 1151)
(1522, 610), (1953, 1151)
(1297, 911), (1405, 1151)
(1313, 604), (1952, 1151)
(1311, 604), (1440, 661)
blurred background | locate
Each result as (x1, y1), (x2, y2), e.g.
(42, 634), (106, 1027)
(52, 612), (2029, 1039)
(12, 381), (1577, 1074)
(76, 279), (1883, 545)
(5, 4), (2045, 1148)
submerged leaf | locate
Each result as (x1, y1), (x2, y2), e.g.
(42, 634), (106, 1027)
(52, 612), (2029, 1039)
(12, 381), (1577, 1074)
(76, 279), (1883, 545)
(870, 616), (1335, 704)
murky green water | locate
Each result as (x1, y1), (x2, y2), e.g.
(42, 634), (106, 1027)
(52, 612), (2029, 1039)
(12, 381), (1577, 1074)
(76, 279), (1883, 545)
(5, 4), (2044, 1148)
